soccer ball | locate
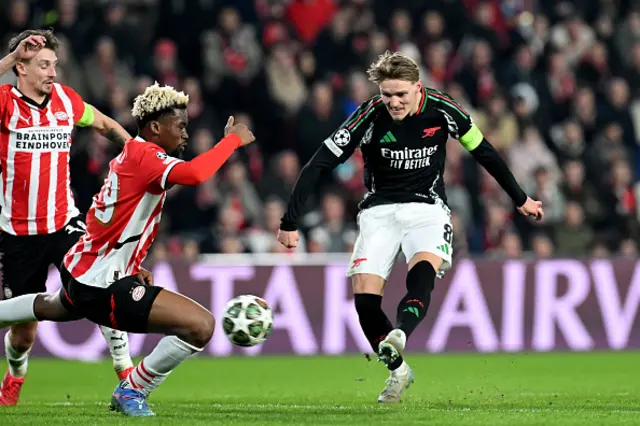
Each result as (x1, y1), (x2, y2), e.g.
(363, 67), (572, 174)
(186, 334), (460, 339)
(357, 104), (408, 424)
(222, 295), (273, 347)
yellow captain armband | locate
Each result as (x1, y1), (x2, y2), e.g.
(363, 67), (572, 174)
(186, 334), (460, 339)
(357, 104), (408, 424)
(76, 102), (95, 127)
(458, 124), (484, 151)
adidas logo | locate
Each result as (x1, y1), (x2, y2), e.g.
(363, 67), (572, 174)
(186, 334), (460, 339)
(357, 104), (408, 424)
(436, 244), (450, 255)
(403, 307), (420, 318)
(380, 131), (397, 143)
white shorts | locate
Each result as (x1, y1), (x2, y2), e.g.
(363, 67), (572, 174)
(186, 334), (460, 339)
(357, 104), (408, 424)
(347, 202), (453, 280)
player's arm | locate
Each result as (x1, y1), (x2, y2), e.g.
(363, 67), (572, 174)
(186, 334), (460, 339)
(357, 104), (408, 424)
(280, 96), (384, 231)
(467, 137), (528, 207)
(0, 35), (46, 76)
(166, 134), (242, 186)
(77, 104), (131, 148)
(166, 117), (254, 186)
(138, 135), (241, 191)
(0, 53), (17, 77)
(433, 91), (540, 216)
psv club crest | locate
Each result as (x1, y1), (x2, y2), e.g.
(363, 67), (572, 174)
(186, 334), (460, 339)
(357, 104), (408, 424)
(54, 111), (69, 121)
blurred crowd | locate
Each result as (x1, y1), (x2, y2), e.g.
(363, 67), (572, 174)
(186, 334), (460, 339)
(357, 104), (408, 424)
(1, 0), (639, 260)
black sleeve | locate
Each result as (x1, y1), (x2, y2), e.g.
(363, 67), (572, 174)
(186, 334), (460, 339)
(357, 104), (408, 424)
(280, 96), (384, 231)
(280, 147), (338, 231)
(427, 89), (527, 207)
(469, 139), (528, 207)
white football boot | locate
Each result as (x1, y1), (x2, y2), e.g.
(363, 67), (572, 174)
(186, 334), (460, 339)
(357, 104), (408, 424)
(377, 329), (414, 403)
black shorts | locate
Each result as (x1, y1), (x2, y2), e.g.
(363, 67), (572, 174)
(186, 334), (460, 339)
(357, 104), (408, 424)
(0, 216), (86, 300)
(60, 270), (162, 333)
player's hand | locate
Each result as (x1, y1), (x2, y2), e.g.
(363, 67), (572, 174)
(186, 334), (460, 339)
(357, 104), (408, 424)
(517, 197), (544, 221)
(138, 268), (154, 286)
(11, 35), (46, 61)
(224, 116), (255, 146)
(277, 229), (299, 249)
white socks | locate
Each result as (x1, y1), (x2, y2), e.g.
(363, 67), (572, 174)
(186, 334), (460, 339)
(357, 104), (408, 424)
(0, 294), (37, 327)
(5, 332), (29, 379)
(125, 336), (202, 396)
(99, 326), (133, 373)
(1, 295), (38, 379)
(0, 296), (135, 378)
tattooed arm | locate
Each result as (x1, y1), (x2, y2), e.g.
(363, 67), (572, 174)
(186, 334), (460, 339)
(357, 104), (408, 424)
(76, 103), (131, 148)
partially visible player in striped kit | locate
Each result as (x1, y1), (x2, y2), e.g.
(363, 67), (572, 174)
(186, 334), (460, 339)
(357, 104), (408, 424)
(0, 29), (134, 405)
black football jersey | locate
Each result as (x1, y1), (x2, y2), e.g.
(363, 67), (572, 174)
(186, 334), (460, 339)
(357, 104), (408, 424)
(322, 87), (484, 210)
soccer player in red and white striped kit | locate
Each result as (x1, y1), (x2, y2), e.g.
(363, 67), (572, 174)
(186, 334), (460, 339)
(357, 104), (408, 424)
(0, 83), (256, 416)
(0, 29), (135, 404)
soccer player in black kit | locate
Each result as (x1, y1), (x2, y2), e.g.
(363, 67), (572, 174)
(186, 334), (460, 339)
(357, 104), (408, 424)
(277, 51), (544, 403)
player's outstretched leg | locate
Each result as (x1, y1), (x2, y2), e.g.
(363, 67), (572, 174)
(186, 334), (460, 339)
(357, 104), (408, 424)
(351, 273), (413, 403)
(352, 274), (393, 355)
(395, 260), (436, 337)
(0, 291), (78, 406)
(109, 288), (214, 417)
(377, 257), (439, 403)
(100, 327), (134, 380)
(379, 260), (436, 364)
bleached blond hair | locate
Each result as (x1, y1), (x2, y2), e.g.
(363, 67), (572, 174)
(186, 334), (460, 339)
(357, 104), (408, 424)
(131, 82), (189, 122)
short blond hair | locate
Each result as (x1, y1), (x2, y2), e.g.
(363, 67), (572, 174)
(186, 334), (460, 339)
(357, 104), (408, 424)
(132, 82), (189, 124)
(366, 51), (420, 84)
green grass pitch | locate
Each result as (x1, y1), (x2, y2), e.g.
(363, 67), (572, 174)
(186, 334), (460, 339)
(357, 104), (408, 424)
(0, 352), (638, 425)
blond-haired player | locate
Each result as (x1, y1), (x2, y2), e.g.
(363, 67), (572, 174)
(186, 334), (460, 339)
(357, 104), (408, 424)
(277, 51), (543, 402)
(0, 83), (255, 416)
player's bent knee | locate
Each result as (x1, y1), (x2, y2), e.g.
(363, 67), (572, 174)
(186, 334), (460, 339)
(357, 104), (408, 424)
(34, 293), (76, 322)
(181, 311), (215, 349)
(351, 273), (385, 295)
(408, 252), (443, 271)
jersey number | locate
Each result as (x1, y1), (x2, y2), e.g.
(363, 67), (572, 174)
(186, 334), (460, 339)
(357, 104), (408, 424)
(94, 171), (119, 225)
(443, 223), (453, 244)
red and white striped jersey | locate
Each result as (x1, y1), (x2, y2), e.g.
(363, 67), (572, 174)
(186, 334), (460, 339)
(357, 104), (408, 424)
(63, 137), (183, 288)
(0, 83), (86, 235)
